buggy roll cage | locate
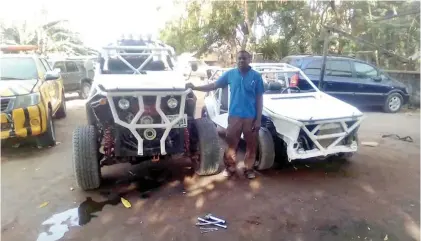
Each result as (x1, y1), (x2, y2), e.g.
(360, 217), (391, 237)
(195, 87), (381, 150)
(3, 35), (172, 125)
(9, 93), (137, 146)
(97, 40), (177, 75)
(91, 43), (191, 156)
(205, 63), (321, 93)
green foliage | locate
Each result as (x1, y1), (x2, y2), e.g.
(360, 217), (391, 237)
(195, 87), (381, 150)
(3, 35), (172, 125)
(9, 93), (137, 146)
(160, 0), (420, 70)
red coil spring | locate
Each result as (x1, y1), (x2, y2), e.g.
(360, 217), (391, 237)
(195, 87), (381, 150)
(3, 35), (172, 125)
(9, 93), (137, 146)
(184, 128), (190, 153)
(104, 126), (113, 156)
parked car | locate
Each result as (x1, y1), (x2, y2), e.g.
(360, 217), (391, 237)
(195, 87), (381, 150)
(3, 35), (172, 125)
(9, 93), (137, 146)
(280, 55), (410, 113)
(0, 45), (67, 147)
(49, 59), (95, 99)
(202, 63), (364, 170)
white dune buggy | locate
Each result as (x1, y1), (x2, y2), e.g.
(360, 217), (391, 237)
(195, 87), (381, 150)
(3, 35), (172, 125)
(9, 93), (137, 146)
(202, 63), (365, 170)
(72, 38), (223, 191)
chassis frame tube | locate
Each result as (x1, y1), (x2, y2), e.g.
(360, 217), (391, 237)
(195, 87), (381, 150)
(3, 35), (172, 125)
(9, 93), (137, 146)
(100, 88), (191, 156)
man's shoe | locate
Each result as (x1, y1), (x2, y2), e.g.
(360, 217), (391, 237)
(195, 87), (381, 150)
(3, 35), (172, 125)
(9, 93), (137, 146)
(244, 169), (256, 179)
(222, 168), (236, 177)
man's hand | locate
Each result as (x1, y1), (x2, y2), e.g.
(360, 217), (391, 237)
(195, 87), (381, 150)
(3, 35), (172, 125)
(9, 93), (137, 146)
(252, 119), (261, 132)
(185, 82), (195, 90)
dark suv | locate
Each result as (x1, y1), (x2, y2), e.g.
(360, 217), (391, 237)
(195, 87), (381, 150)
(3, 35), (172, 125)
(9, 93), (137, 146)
(281, 55), (410, 113)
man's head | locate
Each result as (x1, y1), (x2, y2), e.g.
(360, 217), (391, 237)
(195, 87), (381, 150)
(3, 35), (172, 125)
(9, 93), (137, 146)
(237, 50), (251, 71)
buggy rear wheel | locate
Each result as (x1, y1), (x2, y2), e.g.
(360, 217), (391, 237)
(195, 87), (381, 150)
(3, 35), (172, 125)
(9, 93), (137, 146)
(72, 125), (101, 190)
(255, 128), (275, 170)
(193, 118), (223, 176)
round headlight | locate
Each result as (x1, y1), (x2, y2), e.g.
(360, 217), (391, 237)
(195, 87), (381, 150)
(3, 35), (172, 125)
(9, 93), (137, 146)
(118, 98), (130, 110)
(167, 97), (178, 109)
(140, 115), (153, 124)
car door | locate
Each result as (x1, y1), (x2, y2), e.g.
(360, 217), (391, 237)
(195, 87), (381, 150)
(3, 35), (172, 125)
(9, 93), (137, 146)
(352, 61), (389, 106)
(35, 58), (59, 110)
(322, 59), (361, 105)
(41, 58), (61, 105)
(301, 59), (323, 90)
(64, 61), (84, 91)
(53, 61), (72, 90)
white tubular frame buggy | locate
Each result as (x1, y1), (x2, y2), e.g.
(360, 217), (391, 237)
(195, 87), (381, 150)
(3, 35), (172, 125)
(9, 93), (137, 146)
(90, 42), (191, 156)
(204, 62), (365, 161)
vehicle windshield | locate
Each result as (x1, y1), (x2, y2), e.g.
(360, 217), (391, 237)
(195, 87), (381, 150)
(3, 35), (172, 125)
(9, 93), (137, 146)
(258, 69), (318, 94)
(0, 57), (38, 80)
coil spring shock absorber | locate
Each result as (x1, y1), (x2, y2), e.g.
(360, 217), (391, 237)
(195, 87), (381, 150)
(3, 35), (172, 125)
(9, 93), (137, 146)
(184, 128), (190, 154)
(104, 126), (113, 156)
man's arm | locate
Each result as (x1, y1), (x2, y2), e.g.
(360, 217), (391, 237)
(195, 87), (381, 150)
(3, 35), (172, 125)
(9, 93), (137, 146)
(186, 71), (229, 92)
(253, 74), (265, 131)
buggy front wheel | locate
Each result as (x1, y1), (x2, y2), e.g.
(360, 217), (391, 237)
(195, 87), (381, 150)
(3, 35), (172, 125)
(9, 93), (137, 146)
(193, 118), (223, 176)
(254, 128), (275, 170)
(72, 125), (101, 190)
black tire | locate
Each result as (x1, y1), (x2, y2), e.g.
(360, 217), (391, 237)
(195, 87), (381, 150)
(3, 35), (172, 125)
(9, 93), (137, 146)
(194, 118), (223, 176)
(79, 82), (92, 99)
(254, 127), (275, 170)
(201, 107), (209, 118)
(54, 92), (67, 119)
(72, 125), (101, 190)
(36, 108), (56, 147)
(383, 92), (403, 113)
(335, 132), (359, 160)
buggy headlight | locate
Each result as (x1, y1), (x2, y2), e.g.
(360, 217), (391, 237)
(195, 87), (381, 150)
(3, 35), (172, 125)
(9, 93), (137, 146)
(118, 98), (130, 110)
(167, 97), (178, 109)
(140, 115), (153, 124)
(14, 92), (40, 109)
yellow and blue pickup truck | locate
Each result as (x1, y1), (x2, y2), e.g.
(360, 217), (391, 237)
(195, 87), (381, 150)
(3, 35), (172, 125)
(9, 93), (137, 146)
(1, 45), (67, 147)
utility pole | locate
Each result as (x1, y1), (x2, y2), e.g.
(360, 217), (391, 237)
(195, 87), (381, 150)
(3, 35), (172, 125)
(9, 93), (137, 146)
(319, 29), (332, 90)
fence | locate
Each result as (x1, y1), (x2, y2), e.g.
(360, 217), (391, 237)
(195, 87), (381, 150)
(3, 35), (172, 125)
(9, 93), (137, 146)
(383, 70), (420, 107)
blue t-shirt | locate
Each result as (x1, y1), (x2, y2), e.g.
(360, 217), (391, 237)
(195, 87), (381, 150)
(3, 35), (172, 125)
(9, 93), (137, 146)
(215, 67), (265, 119)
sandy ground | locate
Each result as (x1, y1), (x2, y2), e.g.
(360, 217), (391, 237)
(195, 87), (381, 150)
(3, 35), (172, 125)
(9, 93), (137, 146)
(1, 89), (420, 241)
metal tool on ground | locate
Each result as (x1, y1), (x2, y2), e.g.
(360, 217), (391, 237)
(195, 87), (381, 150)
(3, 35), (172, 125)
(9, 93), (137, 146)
(197, 217), (227, 229)
(196, 214), (228, 232)
(199, 227), (218, 231)
(204, 213), (226, 224)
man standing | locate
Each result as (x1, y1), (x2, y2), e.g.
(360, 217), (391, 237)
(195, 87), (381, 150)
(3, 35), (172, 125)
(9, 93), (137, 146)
(185, 50), (264, 179)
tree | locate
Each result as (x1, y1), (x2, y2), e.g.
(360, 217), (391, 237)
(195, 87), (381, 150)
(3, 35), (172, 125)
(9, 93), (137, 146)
(159, 0), (420, 70)
(0, 19), (97, 56)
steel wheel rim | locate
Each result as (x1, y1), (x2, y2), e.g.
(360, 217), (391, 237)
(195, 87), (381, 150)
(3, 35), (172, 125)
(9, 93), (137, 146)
(388, 96), (401, 111)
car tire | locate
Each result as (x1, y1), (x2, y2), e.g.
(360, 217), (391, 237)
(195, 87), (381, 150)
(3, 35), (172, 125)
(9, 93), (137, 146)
(72, 125), (101, 190)
(336, 132), (359, 161)
(193, 118), (223, 176)
(383, 92), (403, 113)
(201, 107), (209, 118)
(79, 82), (92, 99)
(54, 92), (67, 119)
(36, 108), (56, 147)
(254, 127), (275, 170)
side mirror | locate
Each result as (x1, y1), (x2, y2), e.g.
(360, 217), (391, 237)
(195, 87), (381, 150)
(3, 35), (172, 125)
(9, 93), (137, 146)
(54, 68), (61, 73)
(372, 76), (382, 82)
(190, 63), (198, 72)
(45, 71), (60, 81)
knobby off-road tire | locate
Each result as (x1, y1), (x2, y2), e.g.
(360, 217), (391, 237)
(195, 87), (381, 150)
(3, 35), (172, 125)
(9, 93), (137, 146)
(194, 118), (223, 176)
(54, 92), (67, 119)
(254, 127), (275, 170)
(72, 125), (101, 190)
(36, 109), (56, 147)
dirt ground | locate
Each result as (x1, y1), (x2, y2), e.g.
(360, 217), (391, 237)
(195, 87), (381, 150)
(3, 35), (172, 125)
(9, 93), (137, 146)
(1, 91), (420, 241)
